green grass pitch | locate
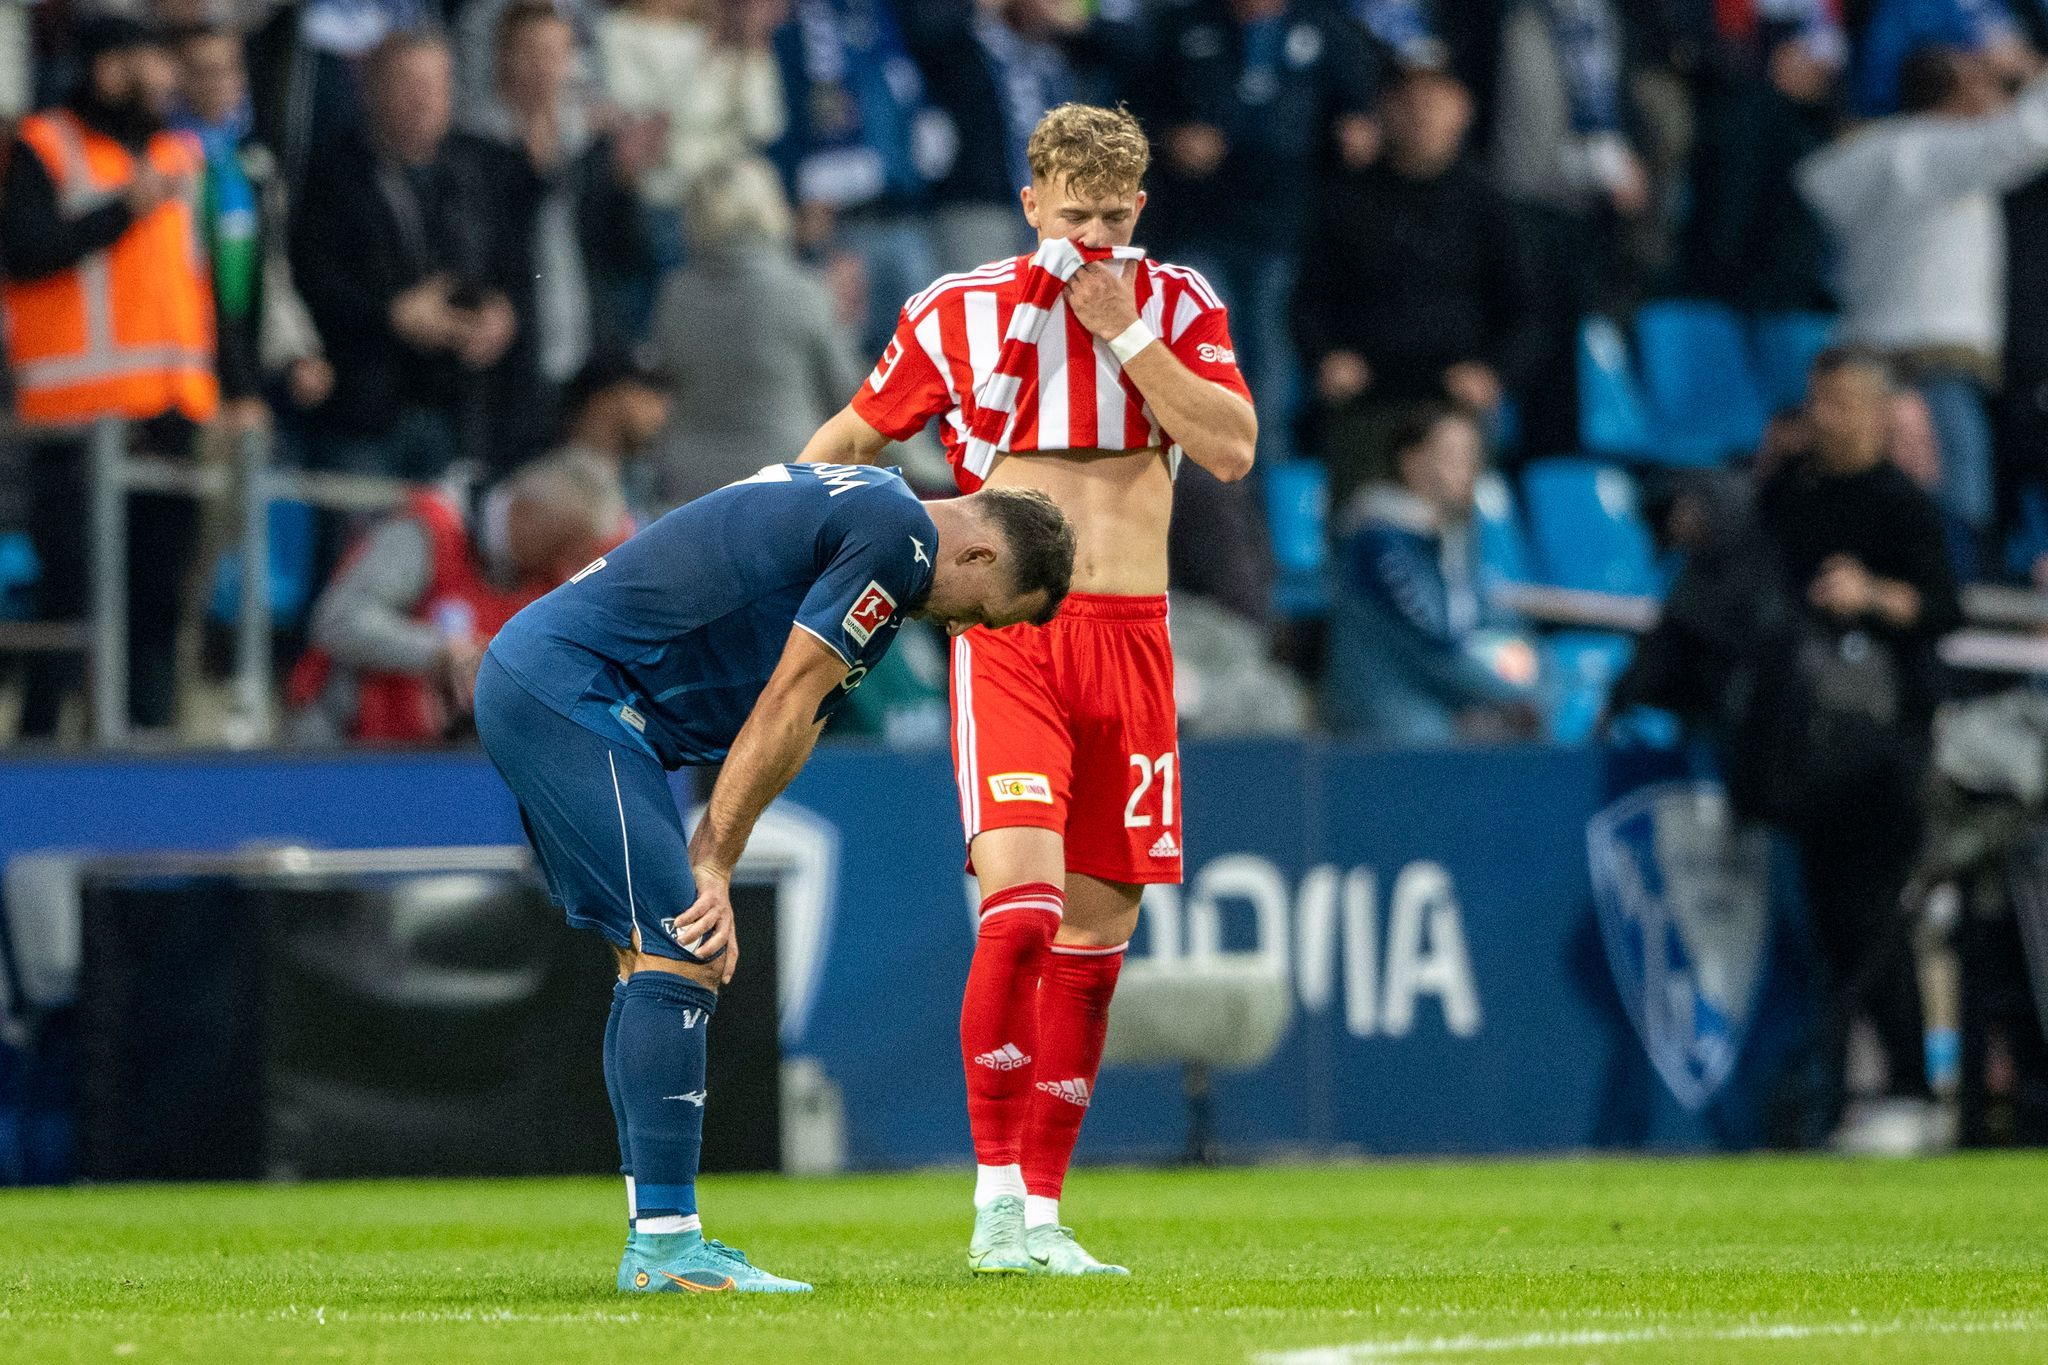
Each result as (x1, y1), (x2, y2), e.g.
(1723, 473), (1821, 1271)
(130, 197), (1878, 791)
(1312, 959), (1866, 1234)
(3, 1154), (2047, 1364)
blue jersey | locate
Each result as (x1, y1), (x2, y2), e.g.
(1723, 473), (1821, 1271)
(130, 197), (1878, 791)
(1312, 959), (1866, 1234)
(489, 464), (937, 767)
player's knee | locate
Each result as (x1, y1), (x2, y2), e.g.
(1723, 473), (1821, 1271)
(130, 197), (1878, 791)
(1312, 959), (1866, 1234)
(1052, 926), (1131, 951)
(625, 950), (722, 991)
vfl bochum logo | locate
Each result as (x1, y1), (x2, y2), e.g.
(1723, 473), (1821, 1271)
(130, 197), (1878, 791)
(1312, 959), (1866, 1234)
(1587, 780), (1771, 1112)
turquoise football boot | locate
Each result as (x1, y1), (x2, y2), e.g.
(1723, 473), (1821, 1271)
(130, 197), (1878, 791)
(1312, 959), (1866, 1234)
(618, 1231), (813, 1293)
(967, 1195), (1031, 1274)
(1024, 1223), (1129, 1276)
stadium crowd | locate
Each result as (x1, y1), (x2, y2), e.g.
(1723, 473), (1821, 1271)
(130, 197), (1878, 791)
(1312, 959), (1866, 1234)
(1, 0), (2047, 751)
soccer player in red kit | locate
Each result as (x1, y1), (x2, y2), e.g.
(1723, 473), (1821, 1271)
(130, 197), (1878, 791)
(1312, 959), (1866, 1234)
(801, 103), (1256, 1276)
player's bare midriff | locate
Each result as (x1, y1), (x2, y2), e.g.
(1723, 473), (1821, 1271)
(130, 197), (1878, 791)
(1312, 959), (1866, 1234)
(986, 444), (1174, 596)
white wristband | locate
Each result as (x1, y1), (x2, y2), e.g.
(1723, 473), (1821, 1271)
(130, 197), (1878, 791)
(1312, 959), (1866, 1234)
(1108, 319), (1157, 366)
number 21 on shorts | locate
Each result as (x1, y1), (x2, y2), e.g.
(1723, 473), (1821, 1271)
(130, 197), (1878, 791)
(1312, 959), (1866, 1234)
(1124, 752), (1177, 828)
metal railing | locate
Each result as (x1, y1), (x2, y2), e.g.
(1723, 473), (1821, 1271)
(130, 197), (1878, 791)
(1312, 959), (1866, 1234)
(52, 417), (418, 747)
(21, 416), (2048, 748)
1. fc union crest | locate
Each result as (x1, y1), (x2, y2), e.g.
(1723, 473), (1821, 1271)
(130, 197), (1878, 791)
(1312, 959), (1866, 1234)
(1587, 780), (1771, 1112)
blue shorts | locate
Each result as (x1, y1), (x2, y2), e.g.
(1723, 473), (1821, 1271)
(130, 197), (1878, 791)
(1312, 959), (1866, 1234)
(475, 651), (706, 962)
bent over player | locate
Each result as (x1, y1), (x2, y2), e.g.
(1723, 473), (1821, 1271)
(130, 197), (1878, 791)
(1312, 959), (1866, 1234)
(476, 463), (1074, 1293)
(802, 104), (1258, 1275)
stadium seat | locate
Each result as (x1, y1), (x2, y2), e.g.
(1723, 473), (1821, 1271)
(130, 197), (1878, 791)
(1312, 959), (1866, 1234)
(0, 532), (37, 621)
(1520, 458), (1660, 597)
(1265, 458), (1330, 619)
(206, 499), (319, 628)
(1751, 311), (1836, 414)
(1634, 300), (1769, 466)
(1544, 631), (1634, 744)
(1576, 316), (1654, 458)
(1472, 469), (1531, 591)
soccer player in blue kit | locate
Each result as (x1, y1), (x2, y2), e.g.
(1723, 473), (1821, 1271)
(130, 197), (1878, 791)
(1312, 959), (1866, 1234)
(475, 462), (1075, 1293)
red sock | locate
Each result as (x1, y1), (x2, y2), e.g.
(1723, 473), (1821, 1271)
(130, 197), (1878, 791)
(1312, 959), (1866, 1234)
(960, 881), (1062, 1166)
(1021, 943), (1124, 1200)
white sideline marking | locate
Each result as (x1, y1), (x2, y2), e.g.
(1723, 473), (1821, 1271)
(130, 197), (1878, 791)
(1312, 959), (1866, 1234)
(1255, 1312), (2048, 1362)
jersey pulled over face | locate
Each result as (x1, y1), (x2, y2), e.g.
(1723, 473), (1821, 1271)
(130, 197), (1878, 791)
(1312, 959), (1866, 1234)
(852, 254), (1251, 493)
(489, 464), (937, 768)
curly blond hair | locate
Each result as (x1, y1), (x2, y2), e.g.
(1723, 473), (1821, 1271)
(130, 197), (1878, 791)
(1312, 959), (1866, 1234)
(1026, 103), (1150, 200)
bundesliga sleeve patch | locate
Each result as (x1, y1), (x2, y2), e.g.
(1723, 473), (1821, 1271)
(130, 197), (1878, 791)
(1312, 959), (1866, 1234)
(987, 772), (1054, 804)
(842, 581), (897, 646)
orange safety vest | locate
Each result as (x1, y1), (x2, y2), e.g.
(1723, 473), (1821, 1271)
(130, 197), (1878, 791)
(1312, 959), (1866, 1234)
(2, 108), (219, 426)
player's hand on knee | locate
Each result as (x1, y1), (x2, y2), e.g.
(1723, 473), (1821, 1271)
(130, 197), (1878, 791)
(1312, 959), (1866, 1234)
(673, 874), (739, 984)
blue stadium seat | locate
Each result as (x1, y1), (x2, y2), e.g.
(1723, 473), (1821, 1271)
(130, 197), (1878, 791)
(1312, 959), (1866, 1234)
(1520, 458), (1659, 597)
(0, 532), (38, 621)
(1634, 300), (1769, 466)
(1576, 316), (1653, 458)
(1265, 458), (1330, 619)
(1751, 311), (1836, 414)
(1471, 469), (1531, 591)
(1544, 631), (1634, 744)
(207, 499), (319, 628)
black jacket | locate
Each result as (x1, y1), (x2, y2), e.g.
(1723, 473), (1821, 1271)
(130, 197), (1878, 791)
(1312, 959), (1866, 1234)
(288, 128), (521, 438)
(1291, 156), (1543, 401)
(1137, 0), (1378, 249)
(448, 128), (647, 466)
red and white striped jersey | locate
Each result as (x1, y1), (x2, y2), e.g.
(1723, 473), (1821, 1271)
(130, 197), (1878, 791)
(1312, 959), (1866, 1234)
(851, 254), (1251, 492)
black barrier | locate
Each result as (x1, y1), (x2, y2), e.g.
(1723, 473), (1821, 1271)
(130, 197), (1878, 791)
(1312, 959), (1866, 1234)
(72, 859), (781, 1182)
(78, 877), (268, 1180)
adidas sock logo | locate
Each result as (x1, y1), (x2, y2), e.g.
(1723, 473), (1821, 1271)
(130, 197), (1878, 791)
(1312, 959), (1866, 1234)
(1034, 1077), (1091, 1107)
(974, 1043), (1031, 1071)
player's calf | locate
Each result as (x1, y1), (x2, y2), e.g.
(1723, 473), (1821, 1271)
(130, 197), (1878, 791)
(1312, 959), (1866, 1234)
(1021, 941), (1125, 1228)
(960, 881), (1063, 1180)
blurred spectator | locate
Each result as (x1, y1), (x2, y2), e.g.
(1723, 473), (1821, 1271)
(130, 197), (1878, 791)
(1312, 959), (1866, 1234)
(1168, 461), (1276, 626)
(1292, 65), (1540, 496)
(1351, 0), (1450, 68)
(899, 0), (1141, 272)
(1673, 0), (1844, 312)
(648, 156), (863, 506)
(597, 0), (787, 287)
(290, 30), (521, 483)
(1322, 404), (1542, 744)
(1488, 0), (1654, 457)
(287, 0), (432, 171)
(1854, 0), (2042, 116)
(1798, 52), (2048, 540)
(456, 0), (656, 467)
(1142, 0), (1380, 460)
(1171, 590), (1312, 734)
(1750, 348), (1960, 1152)
(1490, 0), (1651, 238)
(172, 25), (331, 429)
(770, 0), (947, 353)
(455, 0), (601, 129)
(286, 454), (627, 745)
(552, 348), (672, 500)
(1, 17), (219, 737)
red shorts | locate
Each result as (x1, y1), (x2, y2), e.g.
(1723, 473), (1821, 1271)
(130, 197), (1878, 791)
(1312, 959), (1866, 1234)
(950, 592), (1182, 885)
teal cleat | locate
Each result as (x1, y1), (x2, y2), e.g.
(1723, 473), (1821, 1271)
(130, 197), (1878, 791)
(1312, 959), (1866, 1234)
(618, 1230), (813, 1294)
(1025, 1223), (1130, 1276)
(968, 1195), (1031, 1275)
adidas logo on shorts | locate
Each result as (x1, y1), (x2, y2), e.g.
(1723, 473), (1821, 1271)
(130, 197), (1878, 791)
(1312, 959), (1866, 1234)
(1149, 831), (1180, 859)
(1035, 1077), (1092, 1107)
(974, 1043), (1031, 1071)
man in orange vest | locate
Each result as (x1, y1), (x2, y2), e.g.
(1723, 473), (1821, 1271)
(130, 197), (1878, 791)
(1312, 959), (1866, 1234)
(1, 16), (219, 738)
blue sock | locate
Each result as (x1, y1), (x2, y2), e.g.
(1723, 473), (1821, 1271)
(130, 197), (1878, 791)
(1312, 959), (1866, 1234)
(615, 973), (717, 1234)
(603, 979), (632, 1226)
